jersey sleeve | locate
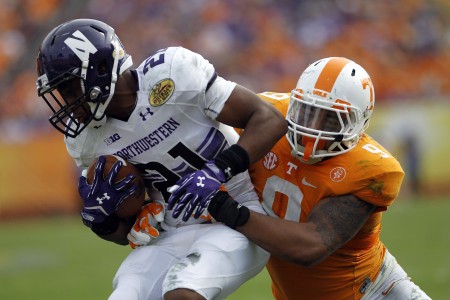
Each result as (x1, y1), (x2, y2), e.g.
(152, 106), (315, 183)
(64, 125), (107, 168)
(351, 136), (405, 210)
(65, 131), (95, 168)
(257, 92), (290, 116)
(170, 47), (236, 120)
(353, 168), (404, 210)
(203, 76), (236, 120)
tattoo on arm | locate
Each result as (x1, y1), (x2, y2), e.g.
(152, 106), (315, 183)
(308, 195), (377, 253)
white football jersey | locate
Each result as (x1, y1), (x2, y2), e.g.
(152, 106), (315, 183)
(65, 47), (257, 226)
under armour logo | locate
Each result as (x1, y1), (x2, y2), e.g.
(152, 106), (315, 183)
(224, 167), (232, 180)
(197, 176), (206, 187)
(140, 107), (154, 121)
(96, 193), (110, 204)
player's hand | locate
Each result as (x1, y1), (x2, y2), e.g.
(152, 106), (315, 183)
(78, 155), (138, 227)
(167, 160), (226, 222)
(127, 201), (165, 249)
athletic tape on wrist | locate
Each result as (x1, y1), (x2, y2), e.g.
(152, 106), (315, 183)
(208, 191), (250, 229)
(214, 144), (250, 181)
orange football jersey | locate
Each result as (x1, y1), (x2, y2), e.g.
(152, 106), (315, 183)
(249, 92), (405, 300)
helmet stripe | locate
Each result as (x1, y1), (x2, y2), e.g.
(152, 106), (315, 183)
(314, 57), (350, 93)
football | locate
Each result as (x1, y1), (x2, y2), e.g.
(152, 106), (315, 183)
(86, 155), (145, 218)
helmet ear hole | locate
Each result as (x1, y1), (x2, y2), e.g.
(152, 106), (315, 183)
(97, 61), (108, 76)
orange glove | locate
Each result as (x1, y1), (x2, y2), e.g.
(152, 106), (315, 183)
(127, 201), (165, 249)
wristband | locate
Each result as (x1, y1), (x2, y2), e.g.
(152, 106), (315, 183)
(208, 191), (250, 229)
(86, 214), (120, 235)
(214, 144), (250, 181)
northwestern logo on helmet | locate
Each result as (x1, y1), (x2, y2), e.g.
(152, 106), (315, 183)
(64, 30), (98, 61)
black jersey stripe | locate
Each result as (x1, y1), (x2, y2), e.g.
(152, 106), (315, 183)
(206, 72), (218, 92)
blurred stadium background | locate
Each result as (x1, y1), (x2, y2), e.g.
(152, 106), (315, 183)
(0, 0), (449, 299)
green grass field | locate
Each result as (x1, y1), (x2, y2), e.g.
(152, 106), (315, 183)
(0, 196), (448, 299)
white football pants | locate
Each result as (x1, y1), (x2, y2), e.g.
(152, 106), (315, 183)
(108, 195), (269, 300)
(361, 250), (431, 300)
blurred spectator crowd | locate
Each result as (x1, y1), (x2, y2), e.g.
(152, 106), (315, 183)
(0, 0), (449, 141)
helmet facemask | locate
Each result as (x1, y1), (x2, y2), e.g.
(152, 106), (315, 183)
(287, 89), (366, 163)
(37, 67), (101, 137)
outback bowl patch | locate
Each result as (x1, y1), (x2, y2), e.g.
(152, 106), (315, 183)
(149, 79), (175, 107)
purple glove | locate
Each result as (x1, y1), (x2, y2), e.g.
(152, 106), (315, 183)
(78, 155), (138, 227)
(167, 160), (226, 221)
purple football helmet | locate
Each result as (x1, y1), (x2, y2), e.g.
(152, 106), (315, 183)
(36, 19), (133, 138)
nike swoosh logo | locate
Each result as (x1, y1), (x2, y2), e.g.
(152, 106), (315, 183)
(302, 177), (317, 188)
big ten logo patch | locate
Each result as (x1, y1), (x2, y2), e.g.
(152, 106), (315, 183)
(149, 79), (175, 107)
(330, 167), (346, 182)
(104, 133), (121, 145)
(263, 152), (278, 170)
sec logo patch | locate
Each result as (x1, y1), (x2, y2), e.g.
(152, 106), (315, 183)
(263, 152), (278, 170)
(149, 79), (175, 107)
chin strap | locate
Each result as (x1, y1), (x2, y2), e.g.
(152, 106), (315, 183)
(301, 136), (326, 162)
(119, 55), (133, 75)
(90, 46), (134, 125)
(292, 149), (323, 165)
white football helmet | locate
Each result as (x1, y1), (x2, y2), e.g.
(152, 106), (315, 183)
(286, 57), (375, 163)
